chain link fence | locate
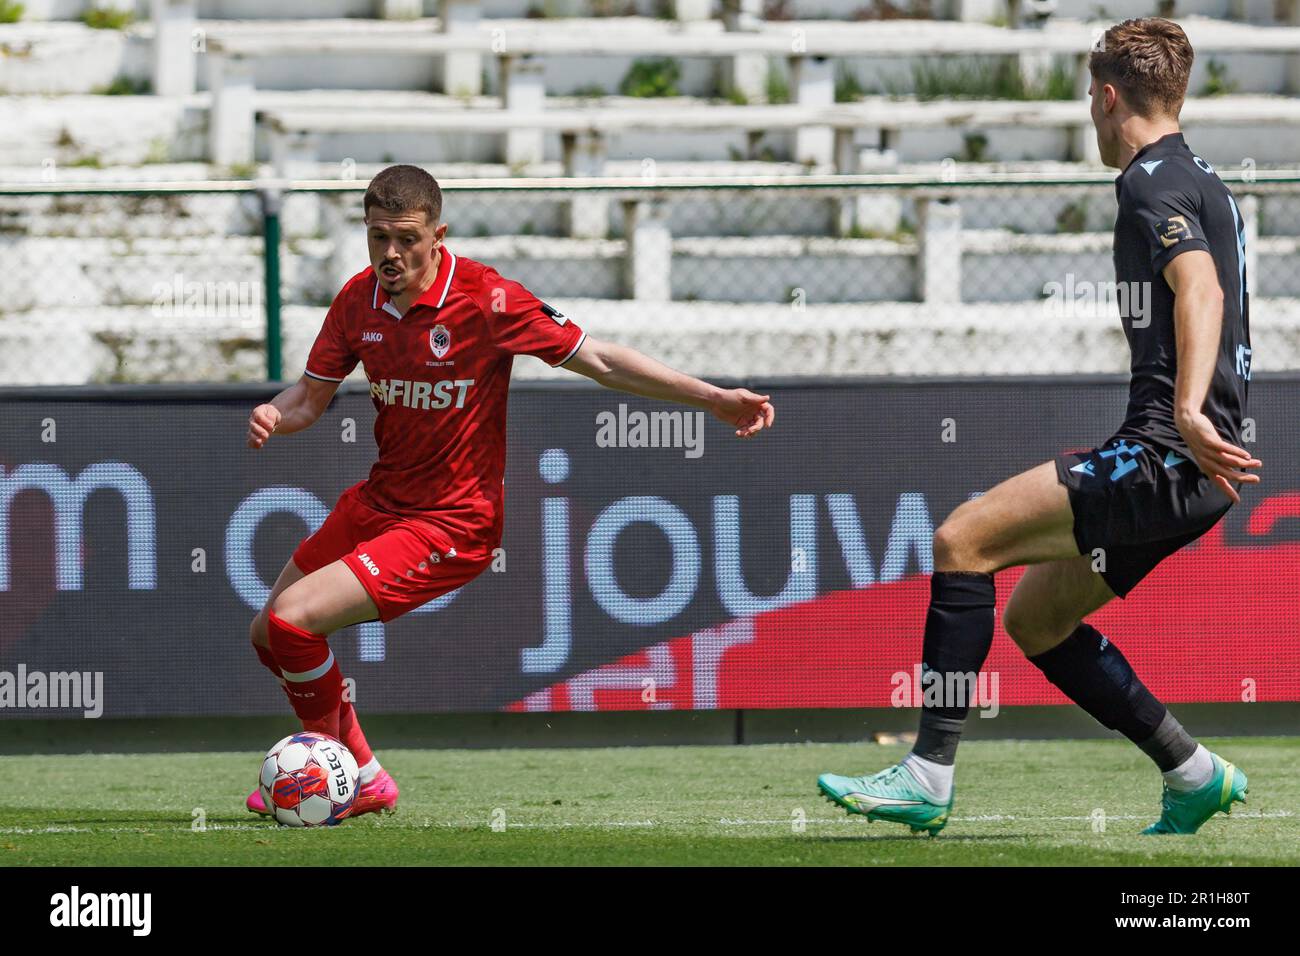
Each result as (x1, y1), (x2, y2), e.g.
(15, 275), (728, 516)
(2, 174), (1299, 384)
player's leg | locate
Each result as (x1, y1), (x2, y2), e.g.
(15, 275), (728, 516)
(245, 482), (404, 815)
(1009, 557), (1202, 773)
(819, 461), (1080, 831)
(334, 522), (492, 816)
(246, 560), (308, 816)
(250, 557), (305, 666)
(1001, 554), (1116, 656)
(909, 461), (1081, 789)
(248, 555), (393, 816)
(265, 560), (378, 741)
(929, 461), (1079, 573)
(1007, 552), (1246, 834)
(252, 556), (380, 767)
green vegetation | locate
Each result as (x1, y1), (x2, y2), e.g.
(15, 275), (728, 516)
(835, 66), (867, 103)
(1056, 199), (1089, 234)
(0, 2), (24, 25)
(619, 57), (682, 98)
(92, 75), (151, 96)
(1201, 59), (1238, 98)
(589, 0), (639, 14)
(889, 56), (1076, 101)
(82, 6), (135, 30)
(143, 138), (171, 165)
(961, 132), (989, 163)
(765, 63), (791, 105)
(725, 86), (749, 106)
(223, 161), (258, 180)
(843, 223), (914, 242)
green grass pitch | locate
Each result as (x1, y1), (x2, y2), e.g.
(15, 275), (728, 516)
(1, 737), (1296, 866)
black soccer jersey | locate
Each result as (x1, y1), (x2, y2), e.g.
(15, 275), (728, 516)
(1110, 132), (1252, 454)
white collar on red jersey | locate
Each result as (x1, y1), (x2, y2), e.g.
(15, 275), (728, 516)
(372, 248), (457, 320)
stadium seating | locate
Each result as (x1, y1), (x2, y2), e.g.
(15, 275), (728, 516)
(3, 1), (1300, 385)
(5, 5), (1300, 167)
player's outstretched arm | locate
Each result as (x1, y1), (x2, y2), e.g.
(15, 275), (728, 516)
(246, 375), (341, 449)
(1164, 250), (1260, 503)
(561, 335), (774, 438)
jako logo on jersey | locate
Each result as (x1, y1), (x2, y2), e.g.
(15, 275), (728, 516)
(430, 324), (451, 358)
(358, 553), (381, 576)
(369, 378), (475, 409)
(362, 330), (384, 342)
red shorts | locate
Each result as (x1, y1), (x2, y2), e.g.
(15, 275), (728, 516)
(292, 482), (493, 623)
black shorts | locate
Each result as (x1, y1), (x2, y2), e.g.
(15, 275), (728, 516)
(1054, 436), (1232, 598)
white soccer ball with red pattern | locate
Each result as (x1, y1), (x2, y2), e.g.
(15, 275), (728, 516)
(259, 732), (359, 827)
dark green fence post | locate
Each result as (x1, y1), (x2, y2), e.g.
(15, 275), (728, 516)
(259, 187), (283, 381)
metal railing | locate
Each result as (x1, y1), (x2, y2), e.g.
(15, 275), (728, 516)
(2, 170), (1298, 385)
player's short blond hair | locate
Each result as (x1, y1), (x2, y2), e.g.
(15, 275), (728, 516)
(1089, 17), (1194, 119)
(363, 165), (443, 225)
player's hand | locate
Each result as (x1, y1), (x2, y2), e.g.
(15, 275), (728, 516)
(711, 388), (774, 438)
(1175, 409), (1261, 504)
(247, 403), (282, 449)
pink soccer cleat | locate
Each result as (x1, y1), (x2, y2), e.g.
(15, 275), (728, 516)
(246, 787), (271, 816)
(348, 769), (400, 817)
(246, 769), (397, 819)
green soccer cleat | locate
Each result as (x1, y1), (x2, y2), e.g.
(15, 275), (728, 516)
(817, 764), (954, 835)
(1141, 752), (1248, 835)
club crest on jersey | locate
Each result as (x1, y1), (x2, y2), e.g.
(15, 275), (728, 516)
(429, 325), (451, 359)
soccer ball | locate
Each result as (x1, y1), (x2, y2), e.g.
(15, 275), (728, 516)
(259, 732), (359, 827)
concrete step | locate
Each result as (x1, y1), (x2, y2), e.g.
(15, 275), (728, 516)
(11, 1), (1265, 25)
(6, 15), (1300, 96)
(0, 234), (333, 310)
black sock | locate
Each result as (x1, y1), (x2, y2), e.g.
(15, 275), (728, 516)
(912, 571), (996, 766)
(1029, 623), (1196, 771)
(1136, 711), (1200, 773)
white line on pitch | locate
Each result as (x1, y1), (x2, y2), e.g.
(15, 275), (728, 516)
(0, 809), (1289, 836)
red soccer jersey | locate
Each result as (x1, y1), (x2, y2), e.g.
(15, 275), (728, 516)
(304, 248), (585, 548)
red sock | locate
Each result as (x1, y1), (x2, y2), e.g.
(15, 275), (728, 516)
(267, 610), (341, 739)
(254, 643), (287, 683)
(338, 699), (375, 768)
(254, 641), (299, 707)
